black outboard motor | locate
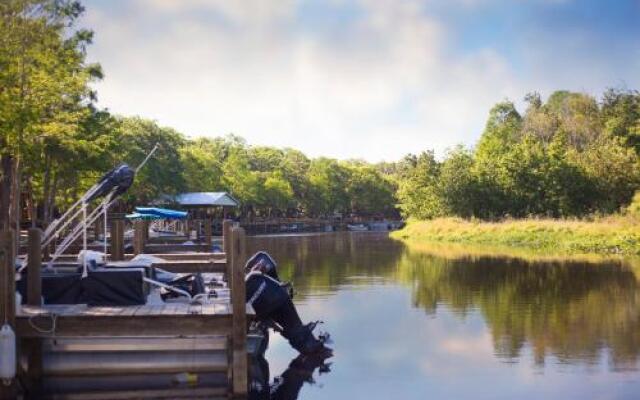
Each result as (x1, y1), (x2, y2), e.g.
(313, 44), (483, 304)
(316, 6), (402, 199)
(87, 164), (135, 202)
(245, 252), (331, 355)
(246, 251), (280, 281)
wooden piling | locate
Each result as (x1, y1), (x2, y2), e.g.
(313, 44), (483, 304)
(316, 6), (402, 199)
(229, 226), (248, 397)
(222, 220), (232, 281)
(143, 220), (150, 243)
(25, 228), (44, 389)
(110, 219), (124, 261)
(27, 228), (42, 306)
(0, 230), (18, 399)
(133, 220), (146, 255)
(204, 217), (213, 247)
(1, 230), (15, 326)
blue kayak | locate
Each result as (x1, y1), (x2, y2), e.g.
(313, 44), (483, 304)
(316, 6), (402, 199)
(127, 207), (188, 220)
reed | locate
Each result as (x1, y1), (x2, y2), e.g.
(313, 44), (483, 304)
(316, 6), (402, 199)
(391, 214), (640, 256)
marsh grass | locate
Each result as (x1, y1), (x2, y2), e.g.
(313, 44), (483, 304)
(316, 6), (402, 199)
(391, 214), (640, 256)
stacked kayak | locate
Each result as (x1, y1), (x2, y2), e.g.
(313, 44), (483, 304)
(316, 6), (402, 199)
(126, 207), (188, 220)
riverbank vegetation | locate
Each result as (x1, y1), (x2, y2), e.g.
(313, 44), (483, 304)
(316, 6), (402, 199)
(392, 213), (640, 256)
(390, 90), (640, 254)
(393, 91), (640, 220)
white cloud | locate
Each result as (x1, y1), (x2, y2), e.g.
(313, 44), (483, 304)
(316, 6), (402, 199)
(80, 0), (635, 161)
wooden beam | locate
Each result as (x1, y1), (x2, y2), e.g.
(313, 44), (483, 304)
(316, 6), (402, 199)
(230, 226), (247, 396)
(27, 228), (42, 306)
(16, 313), (232, 338)
(143, 243), (211, 254)
(150, 260), (226, 274)
(110, 219), (124, 261)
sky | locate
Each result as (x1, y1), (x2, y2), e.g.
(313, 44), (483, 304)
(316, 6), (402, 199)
(81, 0), (640, 162)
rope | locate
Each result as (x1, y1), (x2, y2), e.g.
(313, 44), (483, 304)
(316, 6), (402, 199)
(28, 313), (57, 335)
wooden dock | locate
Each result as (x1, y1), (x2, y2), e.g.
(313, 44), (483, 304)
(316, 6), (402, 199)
(1, 219), (252, 399)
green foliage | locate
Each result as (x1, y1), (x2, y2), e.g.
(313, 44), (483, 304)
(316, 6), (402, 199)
(396, 90), (640, 220)
(112, 117), (186, 205)
(627, 191), (640, 217)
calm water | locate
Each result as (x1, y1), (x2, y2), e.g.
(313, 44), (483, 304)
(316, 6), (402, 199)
(248, 232), (640, 400)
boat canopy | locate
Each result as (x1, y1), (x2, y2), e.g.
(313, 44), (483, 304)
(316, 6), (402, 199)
(126, 207), (188, 220)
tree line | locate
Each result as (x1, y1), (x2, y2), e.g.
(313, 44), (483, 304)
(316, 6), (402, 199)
(1, 1), (639, 229)
(0, 0), (397, 227)
(395, 90), (640, 219)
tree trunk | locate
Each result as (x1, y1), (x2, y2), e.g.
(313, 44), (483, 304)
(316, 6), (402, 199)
(42, 152), (51, 224)
(11, 156), (21, 256)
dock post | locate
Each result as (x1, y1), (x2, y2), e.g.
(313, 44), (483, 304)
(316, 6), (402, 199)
(133, 220), (146, 255)
(27, 228), (42, 306)
(110, 219), (124, 261)
(0, 230), (16, 327)
(230, 226), (248, 397)
(204, 217), (213, 247)
(222, 219), (232, 280)
(0, 229), (18, 398)
(26, 228), (44, 390)
(143, 220), (150, 243)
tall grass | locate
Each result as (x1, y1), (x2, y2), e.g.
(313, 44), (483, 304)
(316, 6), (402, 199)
(391, 214), (640, 256)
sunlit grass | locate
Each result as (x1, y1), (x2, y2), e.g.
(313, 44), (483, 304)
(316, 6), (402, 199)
(391, 215), (640, 256)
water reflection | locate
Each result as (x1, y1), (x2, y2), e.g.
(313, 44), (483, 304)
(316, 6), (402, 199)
(249, 354), (332, 400)
(399, 251), (640, 369)
(249, 232), (640, 399)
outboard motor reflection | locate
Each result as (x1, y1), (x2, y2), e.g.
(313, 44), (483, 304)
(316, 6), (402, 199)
(249, 353), (332, 400)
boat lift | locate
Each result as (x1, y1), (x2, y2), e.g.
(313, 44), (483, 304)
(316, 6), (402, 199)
(19, 144), (159, 273)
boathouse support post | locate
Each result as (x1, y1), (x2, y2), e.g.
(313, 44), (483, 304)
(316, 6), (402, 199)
(230, 226), (248, 396)
(204, 217), (213, 247)
(110, 219), (124, 261)
(27, 228), (42, 306)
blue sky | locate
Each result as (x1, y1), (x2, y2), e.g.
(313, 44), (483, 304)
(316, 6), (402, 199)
(82, 0), (640, 161)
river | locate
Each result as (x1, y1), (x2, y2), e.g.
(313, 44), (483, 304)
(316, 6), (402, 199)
(248, 231), (640, 400)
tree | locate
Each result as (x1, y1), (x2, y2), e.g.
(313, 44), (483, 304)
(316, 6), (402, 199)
(601, 88), (640, 154)
(396, 151), (443, 219)
(0, 0), (103, 228)
(112, 117), (186, 205)
(262, 171), (294, 216)
(180, 137), (224, 192)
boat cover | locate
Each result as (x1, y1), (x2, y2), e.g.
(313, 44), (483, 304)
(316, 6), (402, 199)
(87, 164), (135, 202)
(128, 207), (188, 220)
(84, 269), (147, 306)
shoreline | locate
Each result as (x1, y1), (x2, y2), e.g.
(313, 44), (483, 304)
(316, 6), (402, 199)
(390, 217), (640, 256)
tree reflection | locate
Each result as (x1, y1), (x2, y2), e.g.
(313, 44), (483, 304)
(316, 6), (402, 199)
(398, 249), (640, 369)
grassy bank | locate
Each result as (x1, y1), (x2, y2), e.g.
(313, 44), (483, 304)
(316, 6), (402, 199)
(390, 216), (640, 256)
